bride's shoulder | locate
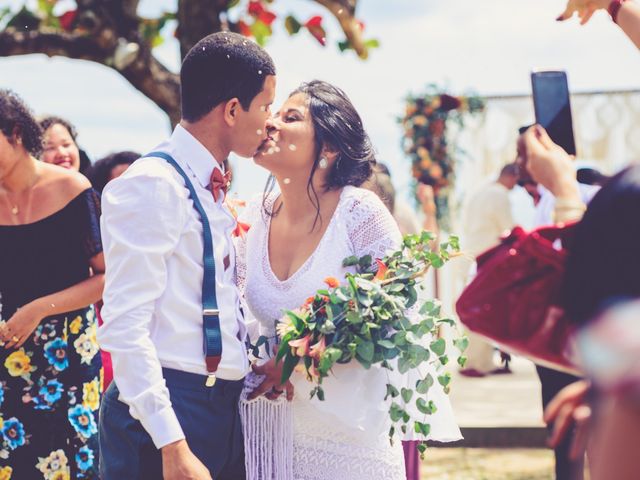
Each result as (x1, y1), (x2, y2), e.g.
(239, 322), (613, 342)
(340, 186), (392, 218)
(236, 192), (277, 226)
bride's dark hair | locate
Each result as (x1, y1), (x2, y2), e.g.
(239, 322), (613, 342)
(263, 80), (377, 227)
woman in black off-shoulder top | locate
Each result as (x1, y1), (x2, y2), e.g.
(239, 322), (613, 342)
(0, 90), (104, 479)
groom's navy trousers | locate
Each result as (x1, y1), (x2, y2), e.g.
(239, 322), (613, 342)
(99, 368), (246, 479)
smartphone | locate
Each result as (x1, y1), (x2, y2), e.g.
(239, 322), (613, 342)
(530, 70), (577, 156)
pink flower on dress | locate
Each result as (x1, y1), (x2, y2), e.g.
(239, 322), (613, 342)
(288, 334), (312, 357)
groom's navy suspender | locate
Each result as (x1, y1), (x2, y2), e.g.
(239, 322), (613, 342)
(144, 152), (222, 381)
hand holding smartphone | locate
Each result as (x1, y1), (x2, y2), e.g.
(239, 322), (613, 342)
(531, 70), (577, 156)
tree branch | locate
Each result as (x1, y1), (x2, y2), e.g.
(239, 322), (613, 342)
(177, 0), (228, 59)
(0, 28), (111, 63)
(0, 27), (180, 127)
(313, 0), (367, 59)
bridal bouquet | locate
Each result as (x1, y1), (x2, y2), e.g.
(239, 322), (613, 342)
(270, 231), (467, 453)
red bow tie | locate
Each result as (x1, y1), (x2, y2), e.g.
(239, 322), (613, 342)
(209, 168), (231, 202)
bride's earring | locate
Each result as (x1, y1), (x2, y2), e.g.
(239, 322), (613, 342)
(283, 178), (291, 185)
(318, 156), (328, 169)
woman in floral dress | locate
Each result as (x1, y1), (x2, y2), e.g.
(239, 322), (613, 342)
(0, 90), (104, 479)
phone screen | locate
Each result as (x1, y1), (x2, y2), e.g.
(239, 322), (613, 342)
(531, 71), (576, 156)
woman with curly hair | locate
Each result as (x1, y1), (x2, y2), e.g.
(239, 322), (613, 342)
(0, 90), (104, 479)
(39, 116), (91, 175)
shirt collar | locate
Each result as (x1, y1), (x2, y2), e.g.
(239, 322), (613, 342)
(171, 124), (225, 188)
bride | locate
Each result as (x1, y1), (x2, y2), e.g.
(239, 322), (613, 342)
(236, 80), (460, 480)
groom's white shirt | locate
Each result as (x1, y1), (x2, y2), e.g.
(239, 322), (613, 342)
(99, 125), (249, 449)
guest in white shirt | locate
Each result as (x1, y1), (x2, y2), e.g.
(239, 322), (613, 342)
(98, 32), (276, 480)
(460, 164), (519, 377)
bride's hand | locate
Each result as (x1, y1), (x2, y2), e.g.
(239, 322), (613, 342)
(249, 359), (294, 401)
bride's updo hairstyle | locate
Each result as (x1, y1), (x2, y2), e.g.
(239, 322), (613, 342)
(292, 80), (376, 191)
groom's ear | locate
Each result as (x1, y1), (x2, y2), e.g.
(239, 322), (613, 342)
(223, 98), (241, 127)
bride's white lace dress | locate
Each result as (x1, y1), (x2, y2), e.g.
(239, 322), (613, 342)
(236, 186), (461, 480)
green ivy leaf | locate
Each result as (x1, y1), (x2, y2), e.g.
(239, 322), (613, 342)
(387, 283), (405, 293)
(377, 339), (395, 349)
(414, 421), (431, 437)
(397, 355), (411, 374)
(389, 403), (405, 422)
(346, 311), (362, 324)
(416, 374), (434, 394)
(385, 383), (399, 400)
(438, 318), (456, 327)
(342, 255), (359, 267)
(454, 337), (469, 352)
(319, 347), (342, 372)
(415, 397), (431, 414)
(438, 372), (452, 389)
(457, 355), (467, 367)
(401, 388), (413, 403)
(420, 300), (441, 316)
(430, 338), (446, 357)
(358, 254), (372, 270)
(356, 340), (374, 362)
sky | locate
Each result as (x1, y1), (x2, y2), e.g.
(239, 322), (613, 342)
(1, 0), (639, 199)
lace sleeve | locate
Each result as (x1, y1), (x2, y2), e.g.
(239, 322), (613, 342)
(345, 188), (402, 260)
(79, 188), (103, 259)
(234, 194), (265, 296)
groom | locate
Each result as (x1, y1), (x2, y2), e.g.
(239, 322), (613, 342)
(98, 33), (276, 479)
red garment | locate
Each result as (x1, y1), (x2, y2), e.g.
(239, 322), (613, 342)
(96, 305), (114, 390)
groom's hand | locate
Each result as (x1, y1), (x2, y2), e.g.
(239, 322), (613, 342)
(162, 439), (213, 480)
(249, 359), (294, 401)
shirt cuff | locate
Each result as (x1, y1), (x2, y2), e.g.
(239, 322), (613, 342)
(139, 405), (186, 449)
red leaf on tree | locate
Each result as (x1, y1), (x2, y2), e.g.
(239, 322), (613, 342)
(59, 9), (77, 31)
(305, 15), (323, 28)
(305, 16), (326, 46)
(248, 1), (265, 17)
(258, 10), (276, 26)
(238, 20), (252, 37)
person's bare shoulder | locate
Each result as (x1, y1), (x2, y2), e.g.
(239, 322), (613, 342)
(37, 162), (92, 206)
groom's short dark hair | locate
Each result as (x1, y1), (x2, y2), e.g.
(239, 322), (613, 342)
(180, 32), (276, 122)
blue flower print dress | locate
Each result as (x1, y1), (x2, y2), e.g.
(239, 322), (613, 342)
(0, 189), (103, 479)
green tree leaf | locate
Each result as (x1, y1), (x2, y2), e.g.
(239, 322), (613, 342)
(284, 15), (302, 35)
